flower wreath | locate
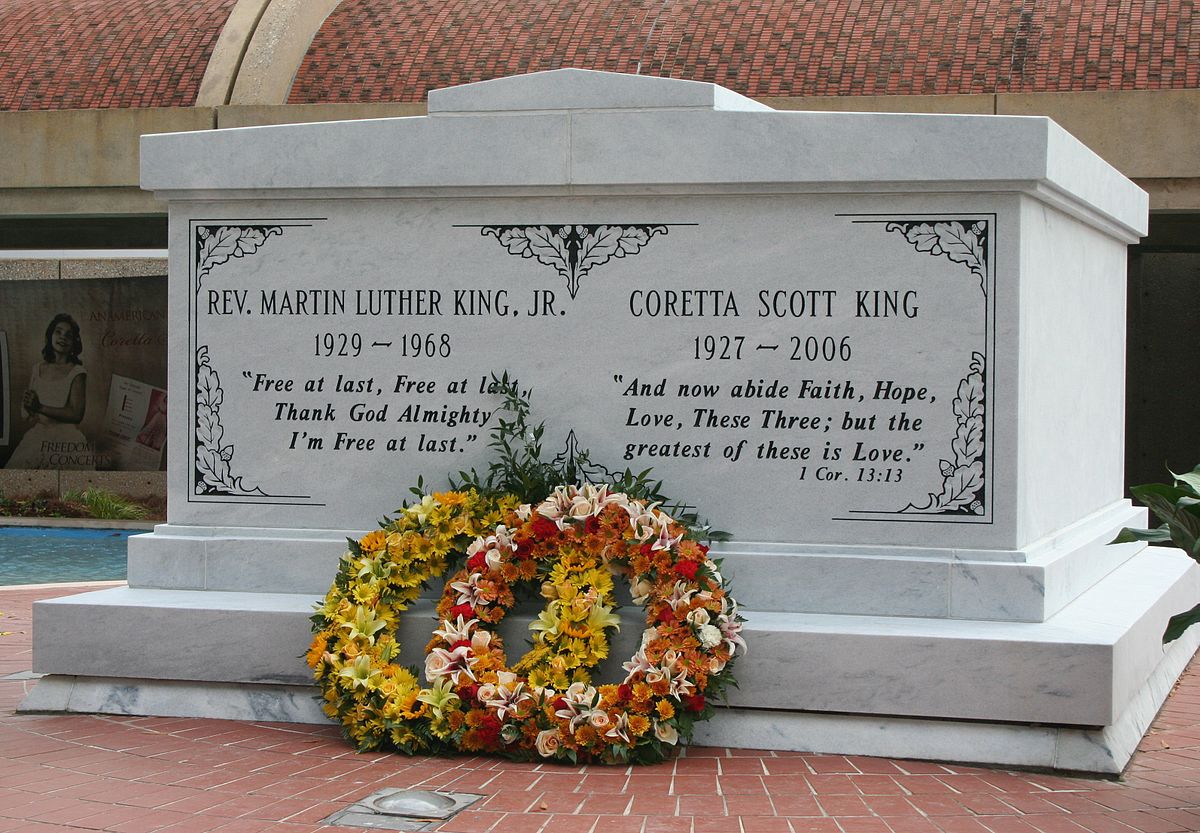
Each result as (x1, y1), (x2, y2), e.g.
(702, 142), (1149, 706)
(309, 484), (745, 764)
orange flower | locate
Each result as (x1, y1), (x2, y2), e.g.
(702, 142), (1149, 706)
(628, 714), (651, 736)
(655, 700), (675, 720)
(306, 633), (329, 668)
(359, 529), (387, 552)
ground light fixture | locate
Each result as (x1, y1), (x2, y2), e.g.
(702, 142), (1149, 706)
(323, 788), (484, 830)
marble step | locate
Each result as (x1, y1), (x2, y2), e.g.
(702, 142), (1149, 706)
(30, 546), (1199, 728)
(128, 499), (1147, 623)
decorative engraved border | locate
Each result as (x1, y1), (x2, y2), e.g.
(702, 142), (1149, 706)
(839, 215), (995, 523)
(188, 220), (322, 504)
(473, 224), (671, 298)
(886, 220), (989, 516)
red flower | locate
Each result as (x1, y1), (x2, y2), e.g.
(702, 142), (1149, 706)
(477, 713), (503, 746)
(656, 607), (676, 625)
(685, 694), (706, 712)
(698, 544), (709, 556)
(584, 516), (600, 533)
(552, 697), (568, 712)
(676, 560), (700, 580)
(460, 683), (480, 701)
(467, 551), (487, 571)
(531, 516), (559, 539)
(617, 684), (633, 702)
(449, 603), (474, 620)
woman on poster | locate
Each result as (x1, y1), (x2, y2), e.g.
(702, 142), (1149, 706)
(5, 313), (94, 469)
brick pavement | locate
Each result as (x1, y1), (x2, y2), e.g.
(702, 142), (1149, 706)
(3, 583), (1199, 833)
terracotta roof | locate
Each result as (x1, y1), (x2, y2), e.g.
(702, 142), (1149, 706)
(0, 0), (1194, 111)
(291, 0), (1200, 103)
(0, 0), (236, 110)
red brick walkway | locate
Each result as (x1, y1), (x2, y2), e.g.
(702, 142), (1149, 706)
(3, 584), (1200, 833)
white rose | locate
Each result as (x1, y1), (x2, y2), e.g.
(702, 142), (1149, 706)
(686, 608), (711, 627)
(588, 710), (611, 729)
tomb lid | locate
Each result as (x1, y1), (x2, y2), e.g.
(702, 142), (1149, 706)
(426, 68), (772, 114)
(140, 71), (1148, 240)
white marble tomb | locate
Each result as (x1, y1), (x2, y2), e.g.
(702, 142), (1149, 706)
(22, 69), (1199, 773)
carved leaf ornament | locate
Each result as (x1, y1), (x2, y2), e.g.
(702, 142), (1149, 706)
(308, 486), (745, 764)
(481, 224), (669, 298)
(884, 219), (989, 515)
(192, 225), (283, 496)
(195, 225), (282, 289)
(905, 352), (987, 514)
(194, 348), (264, 496)
(885, 220), (987, 295)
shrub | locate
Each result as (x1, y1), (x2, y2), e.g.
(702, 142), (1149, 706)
(1113, 464), (1200, 642)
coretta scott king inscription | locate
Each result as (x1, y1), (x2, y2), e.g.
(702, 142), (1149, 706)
(188, 204), (992, 544)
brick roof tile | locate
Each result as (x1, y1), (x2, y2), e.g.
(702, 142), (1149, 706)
(0, 0), (236, 110)
(291, 0), (1199, 103)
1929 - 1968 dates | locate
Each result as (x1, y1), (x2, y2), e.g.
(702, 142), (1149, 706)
(314, 332), (452, 358)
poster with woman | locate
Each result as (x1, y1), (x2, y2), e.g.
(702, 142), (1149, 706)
(5, 313), (94, 468)
(0, 274), (167, 471)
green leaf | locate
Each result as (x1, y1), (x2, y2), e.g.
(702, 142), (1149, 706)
(1110, 525), (1173, 545)
(1164, 602), (1200, 643)
(1131, 483), (1195, 517)
(1170, 468), (1200, 498)
(1131, 484), (1200, 553)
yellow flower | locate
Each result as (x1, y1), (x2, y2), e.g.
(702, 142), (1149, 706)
(340, 605), (389, 643)
(406, 494), (439, 524)
(416, 677), (460, 718)
(337, 655), (382, 691)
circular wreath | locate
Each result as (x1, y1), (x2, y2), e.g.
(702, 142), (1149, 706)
(308, 484), (745, 764)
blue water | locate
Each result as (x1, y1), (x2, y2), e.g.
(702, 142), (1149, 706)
(0, 527), (134, 585)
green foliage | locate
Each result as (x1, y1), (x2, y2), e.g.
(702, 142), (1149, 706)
(62, 488), (149, 521)
(445, 372), (570, 504)
(438, 373), (727, 541)
(1112, 463), (1200, 643)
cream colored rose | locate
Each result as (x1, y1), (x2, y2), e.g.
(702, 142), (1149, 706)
(424, 649), (455, 679)
(687, 608), (711, 627)
(535, 728), (561, 757)
(588, 710), (611, 729)
(568, 496), (596, 519)
(631, 579), (654, 605)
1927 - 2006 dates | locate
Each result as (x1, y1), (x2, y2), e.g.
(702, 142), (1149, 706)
(692, 334), (852, 361)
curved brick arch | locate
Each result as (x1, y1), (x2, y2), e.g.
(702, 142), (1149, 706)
(290, 0), (1200, 103)
(1, 0), (1197, 111)
(0, 0), (238, 110)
